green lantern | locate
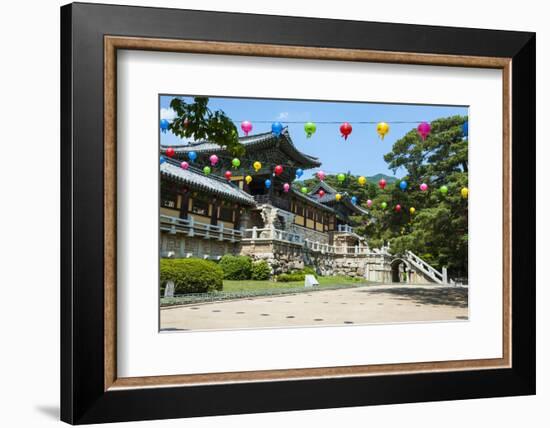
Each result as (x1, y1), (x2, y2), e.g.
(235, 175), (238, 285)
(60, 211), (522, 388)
(337, 173), (346, 183)
(381, 201), (388, 209)
(232, 158), (241, 168)
(439, 185), (449, 195)
(304, 121), (317, 138)
(203, 166), (211, 175)
(301, 187), (308, 194)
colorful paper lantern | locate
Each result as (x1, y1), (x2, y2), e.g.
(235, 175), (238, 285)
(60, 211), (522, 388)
(272, 122), (283, 136)
(317, 170), (326, 181)
(245, 175), (253, 184)
(274, 165), (283, 176)
(366, 199), (373, 208)
(410, 207), (416, 215)
(337, 173), (346, 183)
(241, 120), (253, 136)
(209, 154), (219, 166)
(462, 121), (468, 137)
(417, 122), (431, 140)
(340, 122), (352, 140)
(180, 161), (189, 170)
(265, 179), (272, 189)
(283, 183), (290, 193)
(304, 122), (317, 138)
(399, 180), (408, 191)
(166, 147), (175, 158)
(461, 187), (469, 199)
(378, 178), (387, 190)
(160, 119), (169, 133)
(224, 171), (232, 181)
(381, 201), (388, 209)
(295, 168), (304, 179)
(301, 186), (308, 194)
(358, 176), (367, 186)
(335, 193), (342, 201)
(395, 204), (402, 212)
(376, 122), (389, 140)
(420, 183), (428, 192)
(188, 151), (197, 162)
(203, 166), (211, 175)
(160, 155), (166, 164)
(232, 158), (241, 168)
(318, 190), (326, 198)
(351, 196), (358, 205)
(439, 185), (449, 195)
(253, 161), (262, 172)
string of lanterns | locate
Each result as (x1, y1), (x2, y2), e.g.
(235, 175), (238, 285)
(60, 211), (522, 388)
(160, 118), (468, 215)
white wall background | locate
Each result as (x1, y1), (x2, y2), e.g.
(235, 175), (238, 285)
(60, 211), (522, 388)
(0, 1), (546, 427)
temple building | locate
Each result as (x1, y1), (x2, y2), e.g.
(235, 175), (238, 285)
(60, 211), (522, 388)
(160, 129), (396, 281)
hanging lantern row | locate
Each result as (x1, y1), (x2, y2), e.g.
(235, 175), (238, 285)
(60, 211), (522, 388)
(161, 117), (469, 142)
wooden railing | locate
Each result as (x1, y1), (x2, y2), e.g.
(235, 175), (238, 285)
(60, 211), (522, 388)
(160, 215), (243, 242)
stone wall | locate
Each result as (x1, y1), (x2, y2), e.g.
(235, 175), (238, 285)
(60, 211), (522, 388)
(160, 232), (239, 259)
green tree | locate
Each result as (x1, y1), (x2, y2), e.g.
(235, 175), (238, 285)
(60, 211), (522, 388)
(168, 96), (244, 156)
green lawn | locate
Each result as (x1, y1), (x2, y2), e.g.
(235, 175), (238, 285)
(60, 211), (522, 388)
(223, 276), (366, 292)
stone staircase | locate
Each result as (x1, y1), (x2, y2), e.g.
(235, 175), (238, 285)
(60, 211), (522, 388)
(404, 250), (448, 284)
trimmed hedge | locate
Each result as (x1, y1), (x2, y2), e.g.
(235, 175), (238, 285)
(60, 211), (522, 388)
(219, 255), (252, 280)
(276, 267), (317, 283)
(160, 258), (223, 294)
(251, 260), (271, 280)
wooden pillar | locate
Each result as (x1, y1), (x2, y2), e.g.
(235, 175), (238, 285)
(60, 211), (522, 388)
(210, 198), (218, 226)
(179, 191), (190, 219)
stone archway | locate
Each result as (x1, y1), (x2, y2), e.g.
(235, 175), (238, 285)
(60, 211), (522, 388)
(390, 258), (409, 283)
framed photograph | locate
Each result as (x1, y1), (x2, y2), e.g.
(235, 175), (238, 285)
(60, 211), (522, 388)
(61, 2), (535, 424)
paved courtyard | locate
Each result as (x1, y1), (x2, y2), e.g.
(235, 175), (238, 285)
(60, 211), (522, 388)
(160, 284), (469, 331)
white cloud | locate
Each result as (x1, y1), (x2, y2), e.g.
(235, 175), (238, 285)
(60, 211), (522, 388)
(160, 107), (177, 121)
(277, 112), (289, 120)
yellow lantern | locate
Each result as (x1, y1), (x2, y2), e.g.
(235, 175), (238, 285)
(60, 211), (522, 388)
(409, 207), (416, 215)
(335, 193), (342, 201)
(245, 175), (253, 184)
(358, 176), (367, 186)
(253, 161), (262, 172)
(461, 187), (469, 199)
(376, 122), (390, 140)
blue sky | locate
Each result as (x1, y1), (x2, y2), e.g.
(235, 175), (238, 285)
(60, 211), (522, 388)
(160, 95), (467, 179)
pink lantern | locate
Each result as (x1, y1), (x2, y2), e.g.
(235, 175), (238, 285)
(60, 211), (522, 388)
(241, 120), (253, 136)
(209, 154), (219, 166)
(318, 190), (326, 198)
(417, 122), (431, 140)
(317, 171), (326, 181)
(367, 199), (373, 208)
(283, 183), (290, 193)
(420, 183), (428, 192)
(180, 161), (189, 170)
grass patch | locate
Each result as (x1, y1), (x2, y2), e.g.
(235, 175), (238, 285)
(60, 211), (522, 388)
(223, 276), (365, 292)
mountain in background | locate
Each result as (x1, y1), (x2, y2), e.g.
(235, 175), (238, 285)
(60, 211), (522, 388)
(365, 173), (398, 183)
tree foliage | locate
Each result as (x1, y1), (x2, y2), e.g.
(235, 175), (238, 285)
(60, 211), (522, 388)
(169, 96), (244, 156)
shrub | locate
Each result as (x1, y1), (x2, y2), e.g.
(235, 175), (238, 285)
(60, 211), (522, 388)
(276, 267), (318, 283)
(251, 260), (271, 280)
(160, 258), (223, 294)
(219, 255), (252, 280)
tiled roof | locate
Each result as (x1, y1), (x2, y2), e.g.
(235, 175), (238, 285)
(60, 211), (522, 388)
(160, 129), (321, 168)
(161, 160), (255, 205)
(291, 188), (336, 214)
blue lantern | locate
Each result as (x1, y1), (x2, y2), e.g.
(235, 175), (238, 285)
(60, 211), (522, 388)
(265, 179), (272, 189)
(463, 121), (468, 137)
(160, 155), (166, 164)
(295, 168), (304, 179)
(351, 196), (358, 205)
(188, 151), (197, 162)
(160, 119), (169, 133)
(399, 180), (408, 191)
(271, 122), (283, 137)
